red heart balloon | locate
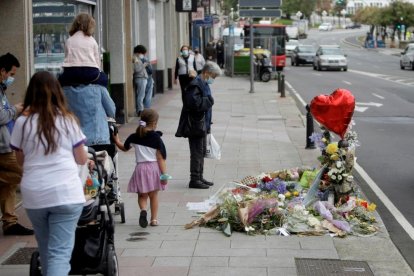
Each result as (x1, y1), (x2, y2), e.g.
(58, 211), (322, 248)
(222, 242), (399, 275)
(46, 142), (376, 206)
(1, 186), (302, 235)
(310, 88), (355, 138)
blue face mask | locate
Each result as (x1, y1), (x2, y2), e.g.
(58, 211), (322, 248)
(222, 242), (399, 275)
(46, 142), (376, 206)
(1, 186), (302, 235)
(206, 77), (214, 85)
(3, 76), (14, 87)
(181, 50), (189, 57)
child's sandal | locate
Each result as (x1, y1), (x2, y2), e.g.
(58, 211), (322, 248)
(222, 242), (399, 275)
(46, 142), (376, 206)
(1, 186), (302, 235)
(139, 210), (148, 228)
(150, 219), (158, 226)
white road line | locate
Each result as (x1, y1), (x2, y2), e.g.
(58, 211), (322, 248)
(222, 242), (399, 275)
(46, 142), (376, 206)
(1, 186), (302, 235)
(286, 81), (307, 106)
(355, 163), (414, 240)
(355, 106), (368, 112)
(343, 80), (352, 85)
(286, 81), (414, 240)
(356, 102), (383, 107)
(372, 93), (385, 99)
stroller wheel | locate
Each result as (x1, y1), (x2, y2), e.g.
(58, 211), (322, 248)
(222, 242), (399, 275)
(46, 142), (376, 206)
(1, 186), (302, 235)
(119, 202), (126, 223)
(30, 251), (42, 276)
(105, 245), (119, 276)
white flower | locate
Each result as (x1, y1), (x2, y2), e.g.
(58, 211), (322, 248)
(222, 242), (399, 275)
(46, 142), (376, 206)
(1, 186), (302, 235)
(338, 175), (342, 181)
(336, 161), (342, 168)
(331, 175), (337, 180)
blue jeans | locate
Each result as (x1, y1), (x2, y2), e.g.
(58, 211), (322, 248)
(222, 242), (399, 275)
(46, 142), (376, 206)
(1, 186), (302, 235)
(144, 76), (154, 108)
(134, 78), (148, 113)
(26, 204), (83, 276)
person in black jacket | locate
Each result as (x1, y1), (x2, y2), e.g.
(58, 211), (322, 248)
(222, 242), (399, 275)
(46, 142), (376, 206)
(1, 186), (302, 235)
(175, 62), (221, 189)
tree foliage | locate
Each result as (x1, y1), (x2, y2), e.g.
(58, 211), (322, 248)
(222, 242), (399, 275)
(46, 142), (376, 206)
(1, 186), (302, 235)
(281, 0), (317, 19)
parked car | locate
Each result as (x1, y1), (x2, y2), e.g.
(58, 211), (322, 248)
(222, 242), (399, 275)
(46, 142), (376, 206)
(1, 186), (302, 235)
(318, 23), (333, 31)
(400, 43), (414, 70)
(313, 45), (347, 71)
(286, 39), (300, 57)
(345, 23), (361, 29)
(291, 45), (316, 66)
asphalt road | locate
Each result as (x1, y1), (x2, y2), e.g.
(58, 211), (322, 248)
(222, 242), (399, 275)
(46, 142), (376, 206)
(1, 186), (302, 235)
(285, 27), (414, 269)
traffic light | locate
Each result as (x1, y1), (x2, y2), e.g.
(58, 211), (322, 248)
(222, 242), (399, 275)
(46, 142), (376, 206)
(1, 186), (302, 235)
(396, 23), (401, 30)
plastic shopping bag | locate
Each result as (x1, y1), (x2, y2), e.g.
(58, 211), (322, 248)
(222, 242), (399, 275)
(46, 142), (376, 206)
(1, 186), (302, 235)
(205, 133), (221, 160)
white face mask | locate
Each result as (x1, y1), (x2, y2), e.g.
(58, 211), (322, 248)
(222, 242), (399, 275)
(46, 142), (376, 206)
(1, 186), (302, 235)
(3, 76), (14, 87)
(138, 54), (144, 59)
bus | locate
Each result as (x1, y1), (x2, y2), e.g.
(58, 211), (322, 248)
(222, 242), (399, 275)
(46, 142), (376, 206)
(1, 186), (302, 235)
(243, 24), (287, 71)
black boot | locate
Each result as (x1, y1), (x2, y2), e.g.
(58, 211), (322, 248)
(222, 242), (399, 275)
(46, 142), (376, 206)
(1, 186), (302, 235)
(189, 180), (209, 189)
(201, 179), (214, 186)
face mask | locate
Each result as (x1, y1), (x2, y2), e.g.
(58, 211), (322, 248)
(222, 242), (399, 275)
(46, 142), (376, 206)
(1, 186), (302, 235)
(194, 51), (199, 54)
(206, 77), (214, 85)
(181, 50), (189, 56)
(138, 54), (144, 59)
(3, 76), (14, 87)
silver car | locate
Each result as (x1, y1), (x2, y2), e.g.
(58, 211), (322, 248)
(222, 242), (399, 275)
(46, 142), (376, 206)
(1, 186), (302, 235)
(286, 39), (300, 58)
(313, 45), (348, 71)
(400, 43), (414, 70)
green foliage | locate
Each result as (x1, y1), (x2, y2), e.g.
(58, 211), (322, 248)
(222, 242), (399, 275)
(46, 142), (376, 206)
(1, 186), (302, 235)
(281, 0), (317, 19)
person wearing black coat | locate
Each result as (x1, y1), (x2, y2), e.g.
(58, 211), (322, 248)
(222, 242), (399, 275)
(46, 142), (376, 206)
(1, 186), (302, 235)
(175, 62), (221, 189)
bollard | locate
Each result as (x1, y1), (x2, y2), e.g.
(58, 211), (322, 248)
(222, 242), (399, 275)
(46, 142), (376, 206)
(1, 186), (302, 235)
(277, 71), (281, 93)
(305, 104), (316, 149)
(280, 74), (285, 98)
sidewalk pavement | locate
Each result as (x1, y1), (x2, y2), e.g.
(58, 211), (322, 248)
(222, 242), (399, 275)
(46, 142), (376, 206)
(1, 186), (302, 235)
(0, 75), (413, 276)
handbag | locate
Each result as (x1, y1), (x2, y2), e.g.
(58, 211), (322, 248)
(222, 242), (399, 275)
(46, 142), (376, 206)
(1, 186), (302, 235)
(205, 133), (221, 160)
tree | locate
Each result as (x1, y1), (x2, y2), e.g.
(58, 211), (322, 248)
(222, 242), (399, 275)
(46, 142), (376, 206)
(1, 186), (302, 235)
(281, 0), (317, 19)
(333, 0), (347, 14)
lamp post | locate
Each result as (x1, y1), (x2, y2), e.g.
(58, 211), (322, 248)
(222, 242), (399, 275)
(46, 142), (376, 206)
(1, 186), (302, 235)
(322, 10), (327, 23)
(296, 11), (302, 20)
(341, 9), (347, 28)
(230, 7), (233, 22)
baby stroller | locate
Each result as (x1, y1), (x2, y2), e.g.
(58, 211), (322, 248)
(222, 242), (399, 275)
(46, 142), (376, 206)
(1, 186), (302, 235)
(89, 118), (125, 224)
(30, 148), (119, 276)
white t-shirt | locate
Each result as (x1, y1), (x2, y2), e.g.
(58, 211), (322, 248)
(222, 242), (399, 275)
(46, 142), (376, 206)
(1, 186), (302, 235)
(10, 114), (87, 209)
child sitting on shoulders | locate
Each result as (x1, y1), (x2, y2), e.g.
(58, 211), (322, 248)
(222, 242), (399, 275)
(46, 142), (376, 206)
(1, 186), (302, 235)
(58, 13), (108, 87)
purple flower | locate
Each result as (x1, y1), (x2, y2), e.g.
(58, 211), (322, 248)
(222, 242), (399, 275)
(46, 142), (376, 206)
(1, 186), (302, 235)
(310, 132), (326, 149)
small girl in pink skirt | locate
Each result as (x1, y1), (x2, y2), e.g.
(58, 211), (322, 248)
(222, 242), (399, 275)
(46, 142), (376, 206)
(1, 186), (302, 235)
(113, 109), (168, 227)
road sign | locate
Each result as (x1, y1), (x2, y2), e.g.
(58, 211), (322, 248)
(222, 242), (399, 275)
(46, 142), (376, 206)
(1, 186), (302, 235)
(239, 9), (281, 18)
(176, 0), (197, 12)
(239, 0), (281, 8)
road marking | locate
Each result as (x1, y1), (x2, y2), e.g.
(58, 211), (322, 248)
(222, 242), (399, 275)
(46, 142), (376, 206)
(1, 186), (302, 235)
(355, 106), (368, 112)
(343, 80), (352, 85)
(372, 93), (384, 99)
(349, 69), (414, 86)
(285, 81), (307, 106)
(356, 102), (383, 107)
(287, 81), (414, 240)
(355, 163), (414, 240)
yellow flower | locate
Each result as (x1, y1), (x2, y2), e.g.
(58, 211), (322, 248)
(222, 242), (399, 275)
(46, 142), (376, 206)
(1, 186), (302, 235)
(367, 203), (377, 212)
(330, 153), (340, 161)
(326, 143), (338, 155)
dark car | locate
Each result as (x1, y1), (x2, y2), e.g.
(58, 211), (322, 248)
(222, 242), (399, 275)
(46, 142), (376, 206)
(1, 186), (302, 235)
(291, 45), (316, 66)
(345, 23), (361, 29)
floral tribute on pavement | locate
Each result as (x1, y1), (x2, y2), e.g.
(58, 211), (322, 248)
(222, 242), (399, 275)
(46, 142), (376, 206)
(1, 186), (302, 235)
(185, 88), (379, 237)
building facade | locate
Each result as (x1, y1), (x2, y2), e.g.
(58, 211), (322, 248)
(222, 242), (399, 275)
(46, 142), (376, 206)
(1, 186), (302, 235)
(0, 0), (193, 123)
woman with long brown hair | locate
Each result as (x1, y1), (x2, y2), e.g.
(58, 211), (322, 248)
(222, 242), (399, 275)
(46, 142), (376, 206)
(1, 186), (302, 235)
(10, 71), (88, 276)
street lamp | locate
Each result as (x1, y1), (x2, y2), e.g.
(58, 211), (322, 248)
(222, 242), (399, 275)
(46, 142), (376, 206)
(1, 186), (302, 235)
(296, 11), (302, 20)
(230, 7), (233, 21)
(341, 9), (347, 28)
(322, 10), (327, 23)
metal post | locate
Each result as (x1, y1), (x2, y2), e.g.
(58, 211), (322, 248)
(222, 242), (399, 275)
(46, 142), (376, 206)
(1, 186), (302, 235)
(305, 104), (316, 149)
(280, 74), (285, 97)
(249, 18), (254, 93)
(277, 72), (281, 93)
